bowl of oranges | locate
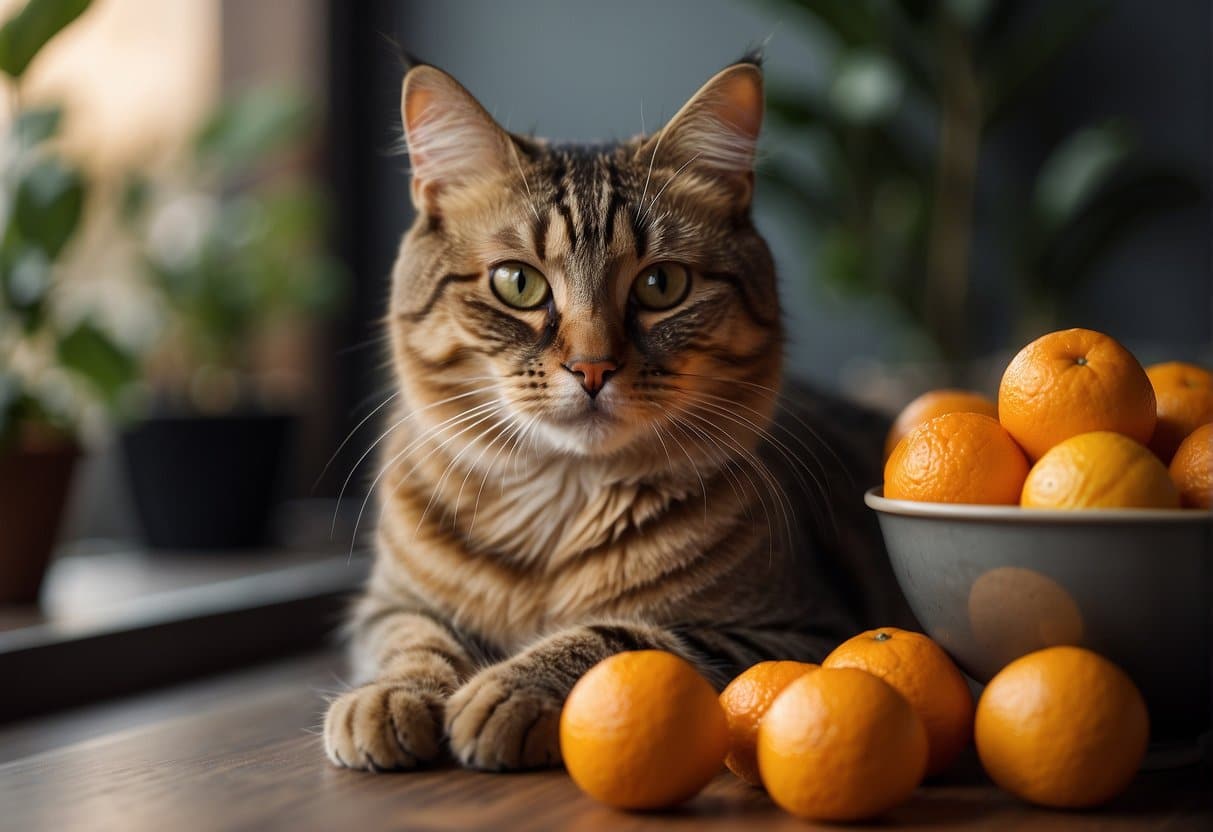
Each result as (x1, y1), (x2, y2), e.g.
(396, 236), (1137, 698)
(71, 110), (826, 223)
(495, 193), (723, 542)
(868, 328), (1212, 747)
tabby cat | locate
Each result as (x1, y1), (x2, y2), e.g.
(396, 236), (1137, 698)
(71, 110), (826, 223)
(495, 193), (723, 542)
(323, 53), (913, 772)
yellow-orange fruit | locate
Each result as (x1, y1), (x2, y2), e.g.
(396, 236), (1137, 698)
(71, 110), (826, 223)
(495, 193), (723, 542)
(884, 389), (998, 461)
(719, 661), (818, 787)
(1146, 361), (1213, 462)
(999, 328), (1156, 460)
(1169, 423), (1213, 508)
(884, 412), (1029, 505)
(1020, 431), (1179, 509)
(559, 650), (728, 810)
(824, 628), (974, 776)
(975, 646), (1148, 808)
(758, 667), (928, 821)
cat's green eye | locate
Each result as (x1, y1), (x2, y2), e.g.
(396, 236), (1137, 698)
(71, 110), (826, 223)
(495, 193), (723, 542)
(490, 262), (550, 309)
(632, 263), (691, 311)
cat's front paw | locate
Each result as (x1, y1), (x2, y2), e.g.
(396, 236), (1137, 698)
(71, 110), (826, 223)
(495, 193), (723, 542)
(324, 681), (446, 771)
(445, 665), (563, 771)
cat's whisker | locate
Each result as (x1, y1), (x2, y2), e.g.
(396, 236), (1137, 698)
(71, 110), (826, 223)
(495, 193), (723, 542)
(679, 393), (835, 538)
(349, 400), (503, 559)
(679, 401), (798, 549)
(509, 145), (542, 225)
(686, 388), (839, 538)
(451, 409), (523, 529)
(669, 371), (854, 483)
(471, 413), (536, 536)
(412, 407), (513, 538)
(314, 390), (399, 494)
(648, 418), (708, 524)
(636, 126), (665, 226)
(640, 151), (702, 228)
(514, 412), (544, 481)
(668, 403), (763, 527)
(332, 380), (500, 537)
(681, 387), (832, 490)
(348, 400), (502, 555)
(676, 404), (793, 561)
(509, 413), (540, 480)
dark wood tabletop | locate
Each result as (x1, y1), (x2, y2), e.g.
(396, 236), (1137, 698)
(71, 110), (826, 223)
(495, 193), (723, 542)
(1, 651), (1209, 831)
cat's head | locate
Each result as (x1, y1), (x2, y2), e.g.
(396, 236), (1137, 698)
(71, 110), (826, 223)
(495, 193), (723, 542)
(389, 56), (781, 463)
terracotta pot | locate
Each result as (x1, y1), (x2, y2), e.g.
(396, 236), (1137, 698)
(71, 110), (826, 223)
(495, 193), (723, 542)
(0, 442), (79, 604)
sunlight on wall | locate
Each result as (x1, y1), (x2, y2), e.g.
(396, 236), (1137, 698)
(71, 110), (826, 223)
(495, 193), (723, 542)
(0, 0), (219, 171)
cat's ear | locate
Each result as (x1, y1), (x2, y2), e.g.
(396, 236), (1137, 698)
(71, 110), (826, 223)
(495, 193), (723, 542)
(636, 61), (763, 206)
(401, 65), (517, 214)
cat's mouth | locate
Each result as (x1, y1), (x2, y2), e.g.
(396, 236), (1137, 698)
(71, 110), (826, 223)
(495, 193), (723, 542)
(546, 399), (616, 425)
(535, 395), (646, 456)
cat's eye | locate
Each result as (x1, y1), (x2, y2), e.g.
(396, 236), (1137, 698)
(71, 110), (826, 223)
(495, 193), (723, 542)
(632, 263), (691, 311)
(489, 262), (550, 309)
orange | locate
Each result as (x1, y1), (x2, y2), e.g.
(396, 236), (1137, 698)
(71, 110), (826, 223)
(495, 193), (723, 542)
(718, 661), (817, 787)
(559, 650), (728, 810)
(1020, 431), (1179, 509)
(884, 412), (1029, 505)
(999, 328), (1156, 460)
(1169, 423), (1213, 508)
(823, 628), (974, 776)
(975, 646), (1148, 808)
(884, 389), (999, 461)
(757, 667), (928, 821)
(1146, 362), (1213, 462)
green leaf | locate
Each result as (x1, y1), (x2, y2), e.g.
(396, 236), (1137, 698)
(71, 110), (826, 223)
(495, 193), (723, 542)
(829, 50), (904, 124)
(0, 244), (50, 329)
(778, 0), (881, 48)
(195, 86), (312, 175)
(119, 171), (150, 225)
(981, 0), (1107, 127)
(14, 157), (85, 259)
(0, 0), (91, 78)
(944, 0), (995, 29)
(12, 103), (62, 147)
(817, 226), (868, 294)
(1028, 164), (1201, 297)
(56, 321), (136, 406)
(1034, 123), (1132, 233)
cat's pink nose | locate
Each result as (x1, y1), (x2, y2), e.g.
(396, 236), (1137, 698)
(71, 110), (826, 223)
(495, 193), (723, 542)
(564, 358), (618, 398)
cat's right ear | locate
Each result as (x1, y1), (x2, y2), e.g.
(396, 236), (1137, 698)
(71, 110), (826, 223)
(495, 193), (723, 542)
(401, 65), (517, 214)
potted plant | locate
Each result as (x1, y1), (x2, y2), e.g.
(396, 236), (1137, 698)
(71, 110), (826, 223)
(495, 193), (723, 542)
(119, 87), (344, 550)
(0, 0), (137, 602)
(754, 0), (1200, 402)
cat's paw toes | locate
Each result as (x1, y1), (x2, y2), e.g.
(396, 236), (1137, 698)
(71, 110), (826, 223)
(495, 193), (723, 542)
(445, 669), (563, 771)
(324, 682), (445, 771)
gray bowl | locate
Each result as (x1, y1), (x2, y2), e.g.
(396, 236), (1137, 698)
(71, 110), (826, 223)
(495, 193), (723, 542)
(866, 487), (1212, 747)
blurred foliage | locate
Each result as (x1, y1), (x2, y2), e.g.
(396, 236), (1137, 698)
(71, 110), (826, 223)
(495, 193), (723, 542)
(123, 85), (346, 410)
(0, 0), (133, 450)
(0, 0), (88, 78)
(757, 0), (1201, 367)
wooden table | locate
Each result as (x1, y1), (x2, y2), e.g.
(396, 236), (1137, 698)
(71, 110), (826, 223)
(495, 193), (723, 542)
(1, 652), (1208, 831)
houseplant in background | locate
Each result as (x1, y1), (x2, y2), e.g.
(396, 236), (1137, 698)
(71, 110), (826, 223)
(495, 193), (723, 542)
(119, 87), (344, 550)
(0, 0), (137, 601)
(755, 0), (1200, 396)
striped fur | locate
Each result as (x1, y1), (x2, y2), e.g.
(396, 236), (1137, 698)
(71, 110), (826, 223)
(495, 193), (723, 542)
(323, 56), (913, 772)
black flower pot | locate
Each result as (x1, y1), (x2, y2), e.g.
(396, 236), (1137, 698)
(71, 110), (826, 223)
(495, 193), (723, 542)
(121, 412), (294, 550)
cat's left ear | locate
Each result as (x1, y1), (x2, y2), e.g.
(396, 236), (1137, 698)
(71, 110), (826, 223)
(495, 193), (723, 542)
(636, 61), (763, 207)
